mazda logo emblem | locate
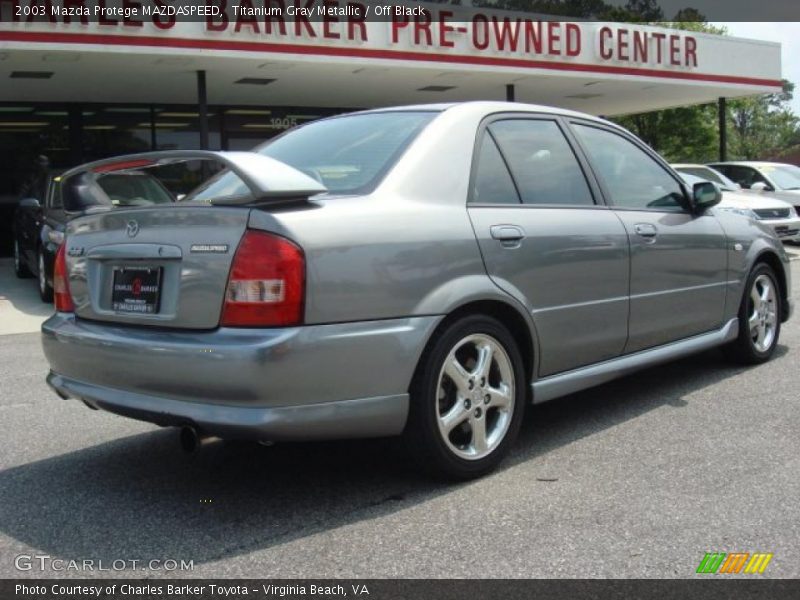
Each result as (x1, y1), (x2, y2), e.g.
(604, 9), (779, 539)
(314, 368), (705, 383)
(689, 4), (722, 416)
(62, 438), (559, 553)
(126, 220), (140, 238)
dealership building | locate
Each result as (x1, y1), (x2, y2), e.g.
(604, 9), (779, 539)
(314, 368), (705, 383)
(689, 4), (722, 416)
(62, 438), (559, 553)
(0, 1), (783, 253)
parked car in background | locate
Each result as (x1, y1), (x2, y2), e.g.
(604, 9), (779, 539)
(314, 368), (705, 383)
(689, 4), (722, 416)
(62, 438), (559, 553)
(13, 170), (175, 301)
(708, 161), (800, 194)
(674, 167), (800, 243)
(708, 161), (800, 220)
(42, 103), (792, 480)
(672, 163), (741, 191)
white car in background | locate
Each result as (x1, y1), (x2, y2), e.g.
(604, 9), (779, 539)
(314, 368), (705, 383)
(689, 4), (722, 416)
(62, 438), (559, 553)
(707, 161), (800, 197)
(708, 161), (800, 221)
(674, 164), (800, 243)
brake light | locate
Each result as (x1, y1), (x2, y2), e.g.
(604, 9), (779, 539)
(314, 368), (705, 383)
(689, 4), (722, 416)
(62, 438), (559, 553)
(221, 230), (305, 327)
(92, 158), (155, 173)
(53, 244), (74, 313)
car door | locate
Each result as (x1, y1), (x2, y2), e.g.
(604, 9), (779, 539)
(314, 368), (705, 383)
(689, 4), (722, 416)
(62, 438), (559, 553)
(571, 121), (728, 353)
(467, 116), (630, 377)
(16, 184), (46, 267)
(41, 177), (66, 272)
(713, 165), (770, 191)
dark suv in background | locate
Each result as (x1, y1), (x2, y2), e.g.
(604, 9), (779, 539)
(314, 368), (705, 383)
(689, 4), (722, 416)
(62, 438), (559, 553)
(13, 170), (175, 301)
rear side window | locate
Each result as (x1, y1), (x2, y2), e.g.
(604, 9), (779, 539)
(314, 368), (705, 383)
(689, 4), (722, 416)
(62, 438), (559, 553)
(725, 166), (769, 189)
(572, 124), (685, 211)
(471, 134), (520, 204)
(489, 119), (594, 206)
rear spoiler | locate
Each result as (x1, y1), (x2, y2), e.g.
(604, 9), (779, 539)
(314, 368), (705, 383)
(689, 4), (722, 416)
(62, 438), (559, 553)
(59, 150), (328, 205)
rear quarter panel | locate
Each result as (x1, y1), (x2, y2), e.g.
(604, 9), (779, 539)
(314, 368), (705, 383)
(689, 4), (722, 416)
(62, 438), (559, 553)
(248, 106), (512, 326)
(248, 196), (492, 325)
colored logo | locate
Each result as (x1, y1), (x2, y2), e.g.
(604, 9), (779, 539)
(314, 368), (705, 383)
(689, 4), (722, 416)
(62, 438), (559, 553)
(696, 552), (773, 574)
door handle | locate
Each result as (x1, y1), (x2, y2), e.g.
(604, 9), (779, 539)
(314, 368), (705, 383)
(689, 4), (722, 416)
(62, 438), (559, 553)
(490, 225), (525, 242)
(634, 223), (658, 238)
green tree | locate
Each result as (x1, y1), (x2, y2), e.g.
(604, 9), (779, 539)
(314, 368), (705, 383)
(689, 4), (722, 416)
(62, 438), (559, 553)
(613, 104), (720, 162)
(727, 80), (799, 160)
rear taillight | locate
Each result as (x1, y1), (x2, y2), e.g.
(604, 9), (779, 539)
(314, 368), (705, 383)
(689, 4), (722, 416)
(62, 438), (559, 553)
(53, 244), (74, 313)
(221, 230), (305, 327)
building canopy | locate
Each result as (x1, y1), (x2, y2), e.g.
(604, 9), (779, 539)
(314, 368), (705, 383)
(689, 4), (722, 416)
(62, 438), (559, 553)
(0, 1), (783, 116)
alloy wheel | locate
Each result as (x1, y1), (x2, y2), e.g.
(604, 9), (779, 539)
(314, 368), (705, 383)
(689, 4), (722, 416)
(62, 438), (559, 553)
(435, 333), (515, 461)
(748, 273), (777, 353)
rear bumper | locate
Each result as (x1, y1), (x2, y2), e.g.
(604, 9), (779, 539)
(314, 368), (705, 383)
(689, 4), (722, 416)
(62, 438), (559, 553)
(42, 313), (441, 440)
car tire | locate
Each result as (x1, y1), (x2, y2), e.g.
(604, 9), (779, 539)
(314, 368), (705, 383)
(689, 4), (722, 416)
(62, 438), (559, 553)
(723, 262), (781, 365)
(37, 248), (54, 303)
(13, 238), (33, 279)
(404, 314), (526, 480)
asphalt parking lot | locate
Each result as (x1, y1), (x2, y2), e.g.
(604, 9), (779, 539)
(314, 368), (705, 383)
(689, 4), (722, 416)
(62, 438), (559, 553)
(1, 256), (799, 579)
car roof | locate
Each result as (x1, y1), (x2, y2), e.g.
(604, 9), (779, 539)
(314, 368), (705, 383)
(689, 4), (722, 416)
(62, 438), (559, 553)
(672, 163), (711, 169)
(354, 101), (616, 127)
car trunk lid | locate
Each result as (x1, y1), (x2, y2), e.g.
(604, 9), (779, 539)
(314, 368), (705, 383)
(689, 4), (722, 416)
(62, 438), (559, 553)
(61, 151), (326, 329)
(65, 205), (252, 329)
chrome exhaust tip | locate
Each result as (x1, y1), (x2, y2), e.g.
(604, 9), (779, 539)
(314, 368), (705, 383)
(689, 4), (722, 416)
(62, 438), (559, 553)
(179, 426), (216, 453)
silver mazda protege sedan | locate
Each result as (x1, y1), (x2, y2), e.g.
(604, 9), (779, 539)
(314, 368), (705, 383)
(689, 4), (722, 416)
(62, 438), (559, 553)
(42, 102), (792, 479)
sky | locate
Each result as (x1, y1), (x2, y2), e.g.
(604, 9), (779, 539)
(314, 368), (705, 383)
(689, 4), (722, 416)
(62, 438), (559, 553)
(714, 22), (800, 116)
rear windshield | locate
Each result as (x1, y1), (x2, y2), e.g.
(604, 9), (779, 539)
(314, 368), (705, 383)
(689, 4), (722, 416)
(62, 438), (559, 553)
(62, 171), (174, 211)
(676, 167), (738, 191)
(96, 173), (174, 206)
(184, 111), (436, 201)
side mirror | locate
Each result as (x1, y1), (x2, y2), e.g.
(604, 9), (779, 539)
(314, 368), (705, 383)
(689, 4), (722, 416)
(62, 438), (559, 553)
(19, 197), (41, 210)
(750, 181), (771, 192)
(692, 181), (721, 213)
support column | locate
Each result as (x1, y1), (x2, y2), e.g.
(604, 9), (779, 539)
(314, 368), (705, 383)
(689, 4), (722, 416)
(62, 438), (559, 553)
(67, 106), (83, 166)
(506, 84), (515, 102)
(149, 105), (157, 150)
(718, 97), (727, 162)
(197, 70), (209, 150)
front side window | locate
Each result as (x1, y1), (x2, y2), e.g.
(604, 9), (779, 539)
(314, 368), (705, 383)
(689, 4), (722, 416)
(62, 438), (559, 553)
(489, 120), (594, 206)
(572, 124), (685, 211)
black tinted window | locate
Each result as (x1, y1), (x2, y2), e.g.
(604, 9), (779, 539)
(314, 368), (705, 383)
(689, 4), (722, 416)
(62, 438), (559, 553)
(573, 124), (684, 211)
(723, 166), (767, 188)
(489, 120), (593, 206)
(471, 134), (519, 204)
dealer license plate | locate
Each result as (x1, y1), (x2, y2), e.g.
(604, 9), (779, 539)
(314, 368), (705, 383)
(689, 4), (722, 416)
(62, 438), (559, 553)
(111, 266), (162, 314)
